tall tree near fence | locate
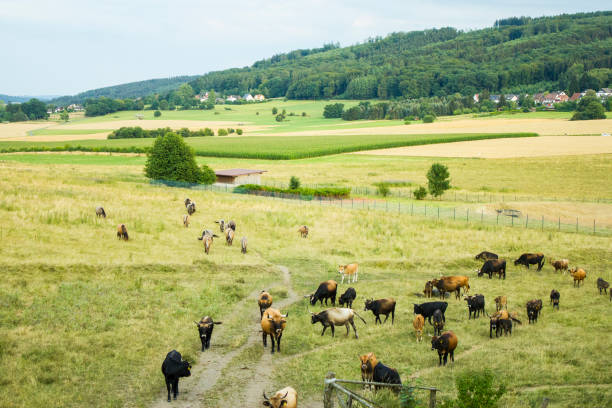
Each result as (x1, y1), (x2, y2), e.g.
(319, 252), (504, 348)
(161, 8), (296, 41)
(427, 163), (451, 198)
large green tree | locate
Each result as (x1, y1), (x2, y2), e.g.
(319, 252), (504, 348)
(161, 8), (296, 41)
(427, 163), (451, 198)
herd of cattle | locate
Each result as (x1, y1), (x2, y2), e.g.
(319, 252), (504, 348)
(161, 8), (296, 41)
(96, 202), (610, 407)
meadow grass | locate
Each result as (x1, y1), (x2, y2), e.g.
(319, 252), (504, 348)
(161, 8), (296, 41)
(0, 161), (610, 407)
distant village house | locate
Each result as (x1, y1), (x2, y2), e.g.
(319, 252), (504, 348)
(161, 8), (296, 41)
(215, 169), (266, 185)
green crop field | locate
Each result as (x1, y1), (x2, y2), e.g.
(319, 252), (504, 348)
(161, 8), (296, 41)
(0, 160), (610, 408)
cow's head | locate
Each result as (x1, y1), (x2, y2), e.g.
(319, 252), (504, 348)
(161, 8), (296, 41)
(267, 313), (287, 335)
(180, 360), (192, 378)
(359, 352), (376, 373)
(513, 258), (521, 265)
(430, 335), (441, 350)
(263, 390), (289, 408)
(364, 299), (373, 311)
(338, 265), (346, 274)
(413, 303), (421, 314)
(310, 311), (323, 324)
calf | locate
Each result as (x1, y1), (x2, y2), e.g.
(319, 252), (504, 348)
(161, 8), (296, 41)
(241, 237), (247, 254)
(116, 224), (129, 241)
(432, 309), (444, 336)
(338, 263), (358, 284)
(261, 308), (287, 354)
(489, 316), (501, 338)
(494, 296), (507, 312)
(359, 353), (402, 390)
(597, 277), (609, 294)
(227, 220), (236, 231)
(215, 219), (225, 232)
(364, 298), (396, 325)
(414, 301), (448, 324)
(310, 307), (366, 338)
(298, 225), (308, 238)
(187, 202), (196, 216)
(477, 259), (506, 280)
(413, 314), (425, 342)
(475, 251), (498, 261)
(423, 281), (433, 298)
(514, 253), (545, 271)
(262, 387), (297, 408)
(526, 299), (542, 323)
(225, 228), (234, 246)
(161, 350), (191, 402)
(432, 276), (470, 299)
(194, 316), (222, 351)
(338, 287), (356, 308)
(465, 294), (485, 319)
(550, 259), (569, 273)
(569, 268), (586, 287)
(499, 318), (512, 336)
(203, 235), (212, 254)
(307, 280), (338, 306)
(258, 291), (273, 318)
(95, 206), (106, 218)
(431, 331), (458, 366)
(550, 289), (560, 310)
(183, 214), (189, 228)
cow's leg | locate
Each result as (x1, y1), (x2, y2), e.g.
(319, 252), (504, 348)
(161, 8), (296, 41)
(321, 325), (327, 336)
(350, 320), (358, 338)
(165, 378), (172, 402)
(355, 272), (358, 282)
(332, 295), (336, 306)
(450, 350), (455, 363)
(345, 323), (350, 336)
(270, 336), (275, 354)
(276, 334), (282, 352)
(173, 379), (179, 400)
(330, 325), (335, 337)
(391, 309), (395, 325)
(438, 352), (443, 366)
(341, 275), (344, 284)
(262, 332), (267, 347)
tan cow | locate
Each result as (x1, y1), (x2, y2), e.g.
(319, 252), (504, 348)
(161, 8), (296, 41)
(116, 224), (129, 241)
(432, 276), (470, 299)
(225, 228), (234, 246)
(338, 263), (358, 284)
(550, 259), (569, 273)
(413, 314), (424, 342)
(183, 214), (189, 228)
(569, 267), (587, 287)
(298, 225), (309, 238)
(261, 308), (287, 354)
(203, 235), (212, 254)
(494, 296), (507, 311)
(263, 387), (297, 408)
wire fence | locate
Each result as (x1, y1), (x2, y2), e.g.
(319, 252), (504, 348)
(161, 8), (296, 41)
(150, 180), (612, 237)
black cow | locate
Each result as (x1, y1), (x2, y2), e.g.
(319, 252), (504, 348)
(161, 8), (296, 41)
(499, 319), (512, 336)
(432, 309), (444, 336)
(526, 299), (542, 323)
(373, 361), (402, 389)
(475, 251), (498, 261)
(308, 280), (337, 306)
(478, 259), (506, 280)
(597, 278), (609, 295)
(161, 350), (191, 402)
(550, 290), (560, 310)
(414, 301), (448, 324)
(194, 316), (223, 351)
(364, 298), (396, 325)
(489, 317), (500, 338)
(338, 287), (356, 308)
(465, 294), (485, 319)
(514, 253), (545, 271)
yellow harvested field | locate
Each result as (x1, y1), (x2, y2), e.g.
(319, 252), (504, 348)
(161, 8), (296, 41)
(5, 133), (112, 142)
(273, 117), (612, 136)
(0, 122), (49, 139)
(356, 135), (612, 158)
(62, 119), (259, 130)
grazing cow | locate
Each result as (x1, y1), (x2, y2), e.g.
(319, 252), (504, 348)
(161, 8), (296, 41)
(95, 206), (106, 218)
(494, 296), (507, 312)
(364, 298), (396, 325)
(475, 251), (498, 261)
(298, 225), (308, 238)
(413, 314), (425, 342)
(186, 202), (196, 216)
(198, 229), (219, 241)
(526, 299), (543, 323)
(116, 224), (129, 241)
(215, 219), (225, 232)
(184, 198), (191, 208)
(161, 350), (191, 402)
(432, 309), (444, 336)
(225, 228), (234, 246)
(432, 276), (470, 299)
(423, 281), (433, 298)
(310, 307), (366, 338)
(183, 214), (189, 228)
(203, 235), (212, 254)
(359, 353), (402, 390)
(338, 263), (358, 284)
(431, 331), (458, 366)
(338, 287), (356, 308)
(550, 289), (560, 310)
(194, 316), (222, 351)
(550, 259), (569, 273)
(307, 280), (338, 306)
(597, 278), (610, 295)
(261, 308), (287, 354)
(477, 259), (506, 280)
(514, 253), (545, 271)
(227, 220), (236, 231)
(241, 237), (247, 254)
(414, 301), (448, 324)
(465, 294), (485, 319)
(569, 268), (587, 287)
(262, 387), (298, 408)
(258, 291), (273, 318)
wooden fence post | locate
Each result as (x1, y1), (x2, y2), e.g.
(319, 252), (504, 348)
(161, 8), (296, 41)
(429, 389), (437, 408)
(324, 372), (335, 408)
(541, 397), (549, 408)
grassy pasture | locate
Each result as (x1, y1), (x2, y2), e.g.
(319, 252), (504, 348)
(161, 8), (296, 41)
(0, 161), (611, 407)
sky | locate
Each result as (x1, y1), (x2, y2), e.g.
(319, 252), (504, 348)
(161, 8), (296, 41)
(0, 1), (609, 96)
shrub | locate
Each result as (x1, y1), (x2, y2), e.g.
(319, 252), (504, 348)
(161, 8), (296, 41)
(375, 182), (390, 197)
(440, 370), (506, 408)
(427, 163), (450, 198)
(275, 114), (284, 122)
(203, 127), (214, 136)
(228, 128), (235, 134)
(217, 128), (228, 136)
(302, 112), (307, 117)
(154, 110), (161, 117)
(413, 186), (427, 200)
(323, 103), (345, 118)
(289, 176), (301, 190)
(236, 128), (243, 135)
(200, 165), (217, 185)
(404, 119), (411, 125)
(571, 91), (606, 120)
(423, 114), (435, 123)
(234, 184), (350, 199)
(272, 107), (278, 115)
(144, 132), (206, 183)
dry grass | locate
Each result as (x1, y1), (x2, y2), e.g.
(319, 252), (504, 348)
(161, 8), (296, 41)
(0, 122), (49, 139)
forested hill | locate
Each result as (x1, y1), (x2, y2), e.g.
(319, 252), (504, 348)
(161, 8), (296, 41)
(50, 76), (199, 105)
(190, 11), (612, 99)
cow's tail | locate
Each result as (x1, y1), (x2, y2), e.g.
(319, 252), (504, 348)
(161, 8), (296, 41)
(511, 316), (522, 325)
(353, 311), (367, 324)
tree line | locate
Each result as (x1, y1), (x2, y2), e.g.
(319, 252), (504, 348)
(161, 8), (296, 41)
(0, 99), (48, 122)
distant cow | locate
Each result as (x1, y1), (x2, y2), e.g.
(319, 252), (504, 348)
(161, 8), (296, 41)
(203, 235), (212, 254)
(307, 280), (338, 306)
(95, 206), (106, 218)
(194, 316), (222, 351)
(414, 301), (448, 324)
(116, 224), (129, 241)
(184, 198), (191, 208)
(499, 318), (512, 336)
(298, 225), (308, 238)
(215, 219), (225, 232)
(569, 268), (587, 287)
(432, 276), (470, 299)
(364, 298), (396, 325)
(489, 316), (501, 338)
(258, 291), (273, 318)
(413, 314), (425, 342)
(310, 307), (366, 338)
(477, 259), (506, 280)
(550, 259), (569, 273)
(359, 352), (402, 390)
(514, 253), (545, 271)
(475, 251), (498, 261)
(187, 202), (196, 216)
(227, 220), (236, 231)
(494, 296), (507, 311)
(431, 331), (458, 366)
(161, 350), (191, 402)
(338, 263), (358, 284)
(526, 299), (542, 323)
(241, 237), (247, 254)
(550, 289), (560, 310)
(183, 214), (189, 228)
(597, 278), (609, 295)
(261, 307), (287, 354)
(423, 281), (433, 298)
(338, 287), (356, 308)
(432, 309), (444, 336)
(198, 229), (219, 241)
(465, 294), (485, 319)
(262, 387), (297, 408)
(225, 228), (234, 246)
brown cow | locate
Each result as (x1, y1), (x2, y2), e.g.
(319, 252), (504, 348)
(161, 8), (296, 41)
(494, 296), (507, 311)
(413, 314), (425, 342)
(298, 225), (309, 238)
(423, 281), (433, 298)
(261, 307), (287, 354)
(550, 259), (569, 273)
(116, 224), (129, 241)
(432, 276), (470, 299)
(514, 253), (545, 271)
(358, 352), (401, 390)
(364, 298), (396, 325)
(262, 387), (297, 408)
(569, 268), (586, 287)
(258, 291), (273, 318)
(203, 235), (212, 254)
(338, 263), (358, 284)
(431, 331), (458, 366)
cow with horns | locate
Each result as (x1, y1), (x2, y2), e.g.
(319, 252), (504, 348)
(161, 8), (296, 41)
(161, 350), (191, 402)
(261, 308), (287, 354)
(310, 307), (366, 338)
(262, 387), (298, 408)
(194, 316), (222, 351)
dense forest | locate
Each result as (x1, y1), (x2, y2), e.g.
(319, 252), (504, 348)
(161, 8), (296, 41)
(189, 12), (612, 99)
